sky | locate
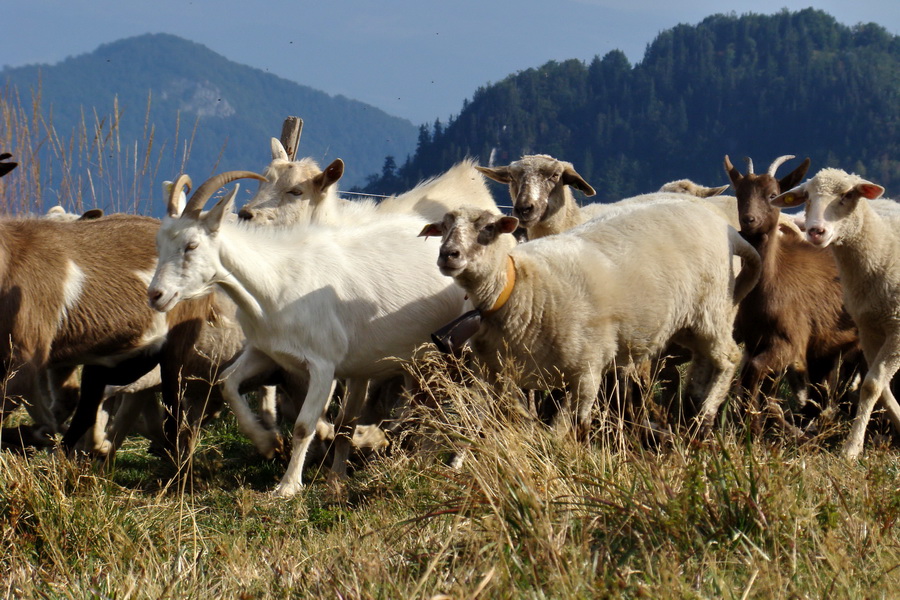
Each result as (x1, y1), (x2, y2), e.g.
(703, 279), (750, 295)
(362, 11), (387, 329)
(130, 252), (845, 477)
(2, 1), (898, 126)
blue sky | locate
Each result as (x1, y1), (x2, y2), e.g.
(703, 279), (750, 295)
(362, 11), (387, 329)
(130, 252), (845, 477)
(2, 1), (898, 125)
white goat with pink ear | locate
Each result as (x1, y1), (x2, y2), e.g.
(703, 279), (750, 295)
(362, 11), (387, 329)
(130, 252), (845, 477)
(774, 168), (900, 458)
(148, 172), (467, 497)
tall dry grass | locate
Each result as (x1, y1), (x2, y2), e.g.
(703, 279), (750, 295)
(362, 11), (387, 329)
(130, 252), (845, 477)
(2, 348), (900, 598)
(0, 82), (199, 216)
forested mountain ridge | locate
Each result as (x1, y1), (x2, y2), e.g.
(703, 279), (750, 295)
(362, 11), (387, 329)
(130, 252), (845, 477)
(1, 33), (418, 207)
(365, 9), (900, 201)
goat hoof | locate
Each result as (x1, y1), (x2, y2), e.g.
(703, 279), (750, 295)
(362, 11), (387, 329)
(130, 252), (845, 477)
(272, 481), (303, 498)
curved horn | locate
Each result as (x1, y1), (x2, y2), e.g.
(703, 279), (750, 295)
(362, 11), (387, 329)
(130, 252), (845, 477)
(167, 174), (193, 218)
(743, 157), (754, 175)
(182, 171), (266, 219)
(767, 155), (796, 177)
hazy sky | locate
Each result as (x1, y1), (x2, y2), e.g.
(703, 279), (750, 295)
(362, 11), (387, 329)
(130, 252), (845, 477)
(2, 1), (898, 125)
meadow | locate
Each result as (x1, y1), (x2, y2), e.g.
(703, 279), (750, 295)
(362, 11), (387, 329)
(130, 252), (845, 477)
(2, 93), (900, 600)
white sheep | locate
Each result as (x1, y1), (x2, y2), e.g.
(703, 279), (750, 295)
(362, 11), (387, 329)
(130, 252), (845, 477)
(774, 168), (900, 458)
(420, 202), (761, 439)
(237, 138), (499, 225)
(148, 171), (467, 497)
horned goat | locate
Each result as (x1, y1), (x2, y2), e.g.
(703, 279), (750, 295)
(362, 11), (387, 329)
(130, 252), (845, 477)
(420, 203), (761, 439)
(238, 138), (498, 225)
(774, 168), (900, 458)
(148, 171), (468, 497)
(725, 155), (860, 434)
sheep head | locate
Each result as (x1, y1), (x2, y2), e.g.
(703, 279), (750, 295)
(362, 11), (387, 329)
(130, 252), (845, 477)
(725, 154), (810, 238)
(773, 168), (884, 248)
(420, 206), (518, 279)
(476, 155), (595, 229)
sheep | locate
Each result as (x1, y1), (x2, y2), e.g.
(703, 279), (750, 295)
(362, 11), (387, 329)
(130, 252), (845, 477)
(773, 168), (900, 458)
(419, 202), (761, 440)
(659, 179), (730, 198)
(725, 155), (860, 434)
(237, 138), (499, 225)
(147, 171), (468, 497)
(476, 154), (597, 239)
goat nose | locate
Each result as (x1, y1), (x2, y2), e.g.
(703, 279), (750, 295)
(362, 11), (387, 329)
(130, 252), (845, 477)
(148, 289), (162, 304)
(237, 208), (254, 221)
(741, 215), (756, 226)
(517, 205), (533, 218)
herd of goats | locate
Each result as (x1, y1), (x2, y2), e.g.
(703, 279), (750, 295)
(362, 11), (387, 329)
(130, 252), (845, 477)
(0, 138), (898, 497)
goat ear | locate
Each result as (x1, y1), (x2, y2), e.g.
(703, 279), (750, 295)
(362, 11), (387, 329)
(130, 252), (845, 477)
(772, 186), (808, 208)
(270, 137), (289, 161)
(205, 184), (239, 233)
(856, 181), (885, 200)
(475, 165), (512, 184)
(702, 184), (729, 197)
(723, 155), (742, 188)
(418, 222), (444, 238)
(313, 159), (344, 194)
(778, 158), (811, 192)
(561, 165), (596, 196)
(79, 209), (104, 221)
(497, 216), (520, 234)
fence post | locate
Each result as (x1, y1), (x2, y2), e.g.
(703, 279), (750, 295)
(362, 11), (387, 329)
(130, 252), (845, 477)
(279, 117), (303, 161)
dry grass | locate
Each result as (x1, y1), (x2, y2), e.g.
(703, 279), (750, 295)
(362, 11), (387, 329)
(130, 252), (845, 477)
(2, 350), (900, 599)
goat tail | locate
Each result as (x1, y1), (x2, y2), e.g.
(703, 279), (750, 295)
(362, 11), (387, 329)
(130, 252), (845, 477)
(730, 226), (761, 304)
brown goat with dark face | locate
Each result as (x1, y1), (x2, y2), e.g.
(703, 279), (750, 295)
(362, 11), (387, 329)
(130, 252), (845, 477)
(726, 155), (860, 432)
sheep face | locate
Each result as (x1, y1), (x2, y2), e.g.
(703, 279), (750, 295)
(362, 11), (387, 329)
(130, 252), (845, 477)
(476, 155), (594, 228)
(725, 155), (810, 238)
(420, 207), (518, 277)
(238, 143), (343, 225)
(773, 168), (885, 248)
(149, 187), (237, 313)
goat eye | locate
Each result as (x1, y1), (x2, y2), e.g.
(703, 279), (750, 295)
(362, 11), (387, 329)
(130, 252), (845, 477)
(288, 188), (303, 197)
(185, 241), (199, 252)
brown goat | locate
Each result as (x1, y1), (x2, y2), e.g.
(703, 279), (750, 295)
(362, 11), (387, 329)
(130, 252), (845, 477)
(726, 155), (861, 433)
(0, 213), (221, 455)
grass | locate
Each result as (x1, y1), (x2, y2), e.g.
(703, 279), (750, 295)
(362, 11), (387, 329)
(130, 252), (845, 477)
(2, 87), (900, 599)
(2, 355), (900, 599)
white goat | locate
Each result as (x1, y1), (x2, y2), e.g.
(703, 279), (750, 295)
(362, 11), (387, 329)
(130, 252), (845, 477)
(148, 171), (467, 496)
(238, 138), (498, 225)
(774, 168), (900, 458)
(421, 203), (760, 439)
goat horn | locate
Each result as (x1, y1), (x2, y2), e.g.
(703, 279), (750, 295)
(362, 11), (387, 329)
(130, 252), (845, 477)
(182, 171), (267, 219)
(767, 155), (796, 177)
(167, 174), (193, 217)
(743, 157), (754, 175)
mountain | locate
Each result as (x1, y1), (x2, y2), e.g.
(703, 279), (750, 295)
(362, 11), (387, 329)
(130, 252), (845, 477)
(1, 33), (418, 214)
(365, 9), (900, 201)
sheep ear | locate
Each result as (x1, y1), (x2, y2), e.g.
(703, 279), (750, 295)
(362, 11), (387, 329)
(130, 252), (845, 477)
(497, 216), (520, 234)
(475, 165), (512, 184)
(778, 158), (811, 192)
(270, 137), (289, 161)
(772, 186), (808, 208)
(856, 181), (885, 200)
(312, 159), (344, 194)
(723, 155), (742, 188)
(561, 165), (596, 196)
(418, 223), (444, 238)
(205, 185), (239, 233)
